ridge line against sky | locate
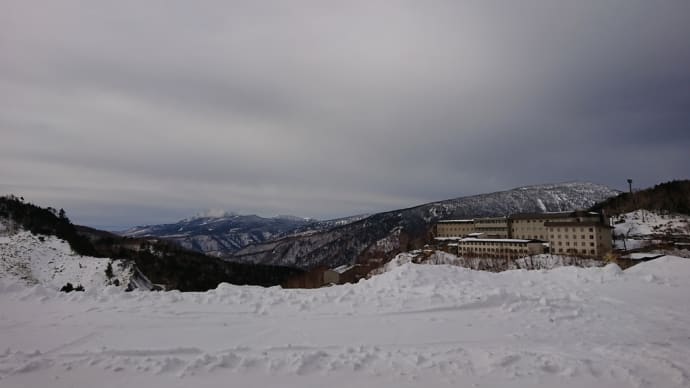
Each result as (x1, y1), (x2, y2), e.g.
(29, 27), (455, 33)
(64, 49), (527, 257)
(2, 1), (689, 229)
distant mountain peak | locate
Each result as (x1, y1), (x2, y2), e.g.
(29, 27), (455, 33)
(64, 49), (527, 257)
(188, 209), (240, 220)
(272, 214), (313, 222)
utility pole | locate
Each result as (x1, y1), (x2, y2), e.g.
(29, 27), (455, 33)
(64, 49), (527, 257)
(627, 178), (645, 222)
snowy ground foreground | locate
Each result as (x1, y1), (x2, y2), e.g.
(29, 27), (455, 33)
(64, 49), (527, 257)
(0, 230), (132, 291)
(1, 258), (690, 388)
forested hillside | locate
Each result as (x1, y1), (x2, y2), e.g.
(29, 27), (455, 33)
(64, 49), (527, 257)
(591, 180), (690, 215)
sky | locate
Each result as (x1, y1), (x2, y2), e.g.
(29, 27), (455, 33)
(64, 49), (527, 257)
(2, 1), (689, 230)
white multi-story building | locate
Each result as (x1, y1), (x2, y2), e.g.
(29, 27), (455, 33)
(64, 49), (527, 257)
(435, 211), (613, 258)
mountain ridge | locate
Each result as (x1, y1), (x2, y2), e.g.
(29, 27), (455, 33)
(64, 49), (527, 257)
(123, 213), (369, 257)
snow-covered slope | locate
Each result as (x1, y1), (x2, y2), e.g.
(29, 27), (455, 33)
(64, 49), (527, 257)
(232, 182), (619, 269)
(0, 256), (688, 387)
(612, 210), (690, 251)
(613, 210), (690, 238)
(0, 224), (144, 291)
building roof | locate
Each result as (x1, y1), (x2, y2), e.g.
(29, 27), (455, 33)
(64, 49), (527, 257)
(474, 216), (508, 221)
(544, 221), (612, 228)
(620, 253), (665, 261)
(510, 210), (603, 220)
(459, 238), (543, 244)
(329, 264), (356, 274)
(509, 211), (574, 220)
(437, 219), (474, 224)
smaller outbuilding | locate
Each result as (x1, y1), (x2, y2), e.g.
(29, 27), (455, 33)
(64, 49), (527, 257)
(324, 264), (357, 285)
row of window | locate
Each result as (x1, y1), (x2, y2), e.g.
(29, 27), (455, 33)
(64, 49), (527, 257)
(476, 219), (506, 224)
(551, 234), (595, 240)
(556, 248), (596, 255)
(556, 241), (595, 247)
(461, 248), (528, 253)
(554, 227), (595, 232)
(461, 242), (527, 247)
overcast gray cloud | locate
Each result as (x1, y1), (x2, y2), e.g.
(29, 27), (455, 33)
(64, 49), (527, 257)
(2, 0), (689, 229)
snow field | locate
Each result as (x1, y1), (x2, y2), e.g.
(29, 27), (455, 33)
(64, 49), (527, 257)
(1, 257), (689, 387)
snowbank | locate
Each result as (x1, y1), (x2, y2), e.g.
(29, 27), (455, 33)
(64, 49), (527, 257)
(382, 250), (605, 272)
(0, 256), (689, 387)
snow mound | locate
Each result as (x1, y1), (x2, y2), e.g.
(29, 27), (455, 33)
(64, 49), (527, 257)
(625, 255), (690, 280)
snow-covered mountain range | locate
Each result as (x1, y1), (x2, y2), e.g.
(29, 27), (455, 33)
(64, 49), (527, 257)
(230, 182), (619, 269)
(123, 213), (368, 257)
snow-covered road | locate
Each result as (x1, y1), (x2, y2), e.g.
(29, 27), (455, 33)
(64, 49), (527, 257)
(1, 257), (689, 388)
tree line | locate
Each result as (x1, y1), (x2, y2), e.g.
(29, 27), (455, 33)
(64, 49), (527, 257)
(590, 180), (690, 215)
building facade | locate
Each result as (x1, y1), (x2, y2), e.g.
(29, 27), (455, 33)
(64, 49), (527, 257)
(510, 211), (604, 240)
(456, 238), (545, 259)
(545, 221), (613, 257)
(436, 219), (475, 238)
(473, 217), (510, 238)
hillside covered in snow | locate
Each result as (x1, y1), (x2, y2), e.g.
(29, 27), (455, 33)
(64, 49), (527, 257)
(612, 210), (690, 252)
(0, 226), (145, 291)
(1, 256), (688, 387)
(613, 210), (690, 239)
